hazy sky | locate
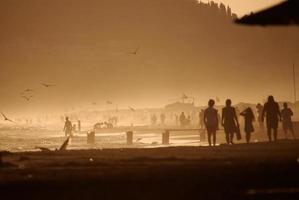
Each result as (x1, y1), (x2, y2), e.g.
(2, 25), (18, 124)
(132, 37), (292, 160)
(200, 0), (283, 16)
(0, 0), (297, 116)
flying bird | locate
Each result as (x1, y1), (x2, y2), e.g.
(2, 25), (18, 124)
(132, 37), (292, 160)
(129, 46), (140, 55)
(181, 93), (188, 99)
(24, 89), (34, 92)
(129, 106), (135, 112)
(41, 83), (55, 87)
(21, 96), (30, 101)
(106, 100), (113, 104)
(1, 112), (15, 123)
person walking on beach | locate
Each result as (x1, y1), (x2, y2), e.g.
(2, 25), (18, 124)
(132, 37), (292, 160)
(262, 96), (281, 142)
(240, 107), (255, 144)
(63, 117), (73, 137)
(256, 103), (264, 130)
(281, 103), (296, 139)
(222, 99), (239, 145)
(199, 109), (205, 129)
(180, 112), (186, 127)
(204, 99), (219, 146)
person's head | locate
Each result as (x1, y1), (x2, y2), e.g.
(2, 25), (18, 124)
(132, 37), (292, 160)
(246, 107), (253, 113)
(268, 95), (275, 103)
(65, 117), (69, 121)
(225, 99), (232, 107)
(283, 102), (288, 109)
(208, 99), (215, 108)
(256, 103), (261, 108)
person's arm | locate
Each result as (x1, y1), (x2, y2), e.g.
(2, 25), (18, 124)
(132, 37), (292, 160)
(240, 109), (246, 116)
(203, 111), (207, 127)
(261, 104), (266, 122)
(234, 108), (239, 127)
(290, 109), (294, 116)
(63, 122), (66, 131)
(216, 111), (219, 130)
(277, 104), (282, 121)
(221, 109), (224, 126)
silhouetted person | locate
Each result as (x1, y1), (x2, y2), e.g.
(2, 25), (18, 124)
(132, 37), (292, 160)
(240, 107), (255, 144)
(63, 117), (73, 137)
(160, 113), (166, 125)
(281, 103), (296, 139)
(187, 115), (191, 126)
(199, 109), (205, 129)
(180, 112), (186, 127)
(175, 114), (179, 126)
(256, 103), (264, 130)
(204, 99), (219, 146)
(78, 120), (81, 132)
(151, 114), (157, 126)
(222, 99), (239, 145)
(262, 96), (281, 142)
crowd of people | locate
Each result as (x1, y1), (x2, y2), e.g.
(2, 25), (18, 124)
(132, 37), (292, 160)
(203, 95), (296, 146)
(62, 95), (296, 146)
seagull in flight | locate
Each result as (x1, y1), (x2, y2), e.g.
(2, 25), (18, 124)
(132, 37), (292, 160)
(21, 96), (30, 101)
(129, 106), (135, 112)
(1, 112), (15, 123)
(106, 100), (113, 104)
(24, 89), (34, 92)
(41, 83), (55, 87)
(129, 46), (140, 55)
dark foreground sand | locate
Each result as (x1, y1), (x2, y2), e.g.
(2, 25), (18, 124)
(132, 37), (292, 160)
(1, 141), (299, 200)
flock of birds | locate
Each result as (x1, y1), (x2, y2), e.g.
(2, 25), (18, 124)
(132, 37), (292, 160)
(1, 46), (141, 124)
(1, 83), (56, 124)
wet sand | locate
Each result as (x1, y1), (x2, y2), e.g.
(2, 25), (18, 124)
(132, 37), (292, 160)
(1, 141), (299, 200)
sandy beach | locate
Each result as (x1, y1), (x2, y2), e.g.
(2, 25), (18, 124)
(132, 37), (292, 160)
(1, 140), (299, 199)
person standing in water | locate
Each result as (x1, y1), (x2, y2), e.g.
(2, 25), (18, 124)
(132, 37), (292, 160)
(63, 117), (73, 137)
(204, 99), (219, 146)
(222, 99), (239, 145)
(281, 103), (296, 139)
(240, 107), (255, 144)
(262, 96), (281, 142)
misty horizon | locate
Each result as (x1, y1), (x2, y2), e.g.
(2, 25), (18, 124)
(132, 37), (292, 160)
(0, 0), (298, 115)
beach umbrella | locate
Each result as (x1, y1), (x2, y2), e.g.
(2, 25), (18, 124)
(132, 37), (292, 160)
(235, 0), (299, 26)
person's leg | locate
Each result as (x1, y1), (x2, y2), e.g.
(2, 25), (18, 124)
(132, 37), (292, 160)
(207, 131), (212, 146)
(273, 128), (277, 142)
(212, 131), (216, 146)
(283, 128), (288, 139)
(225, 132), (230, 144)
(267, 128), (272, 142)
(230, 132), (234, 144)
(246, 132), (250, 144)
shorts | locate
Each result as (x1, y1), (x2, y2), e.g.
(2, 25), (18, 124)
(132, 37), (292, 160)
(206, 126), (217, 133)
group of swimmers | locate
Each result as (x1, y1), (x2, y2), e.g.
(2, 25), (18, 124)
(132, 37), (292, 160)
(203, 95), (295, 146)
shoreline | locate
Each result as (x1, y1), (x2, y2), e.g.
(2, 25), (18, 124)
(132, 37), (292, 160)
(1, 140), (299, 199)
